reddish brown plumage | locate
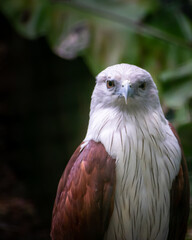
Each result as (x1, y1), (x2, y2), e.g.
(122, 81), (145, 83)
(167, 123), (189, 240)
(51, 140), (116, 240)
(51, 124), (189, 240)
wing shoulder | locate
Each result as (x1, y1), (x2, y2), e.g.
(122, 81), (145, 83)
(168, 123), (189, 240)
(51, 140), (116, 240)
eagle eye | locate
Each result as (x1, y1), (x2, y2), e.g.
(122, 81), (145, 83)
(139, 82), (146, 90)
(107, 80), (115, 89)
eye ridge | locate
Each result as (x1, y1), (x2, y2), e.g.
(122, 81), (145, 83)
(139, 82), (146, 90)
(107, 80), (115, 89)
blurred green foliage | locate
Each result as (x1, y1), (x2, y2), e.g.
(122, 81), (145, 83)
(0, 0), (192, 238)
(1, 0), (192, 125)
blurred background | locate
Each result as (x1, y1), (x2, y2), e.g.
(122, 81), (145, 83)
(0, 0), (192, 239)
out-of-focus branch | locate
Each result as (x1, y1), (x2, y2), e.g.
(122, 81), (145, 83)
(58, 0), (192, 49)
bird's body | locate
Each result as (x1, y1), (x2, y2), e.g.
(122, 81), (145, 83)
(51, 64), (189, 240)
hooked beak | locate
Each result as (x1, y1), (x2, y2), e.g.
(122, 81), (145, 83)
(120, 80), (134, 104)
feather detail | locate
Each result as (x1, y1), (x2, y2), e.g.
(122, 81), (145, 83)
(167, 123), (189, 240)
(51, 140), (116, 240)
(85, 104), (183, 240)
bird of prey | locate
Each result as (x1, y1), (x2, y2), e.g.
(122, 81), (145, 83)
(51, 63), (189, 240)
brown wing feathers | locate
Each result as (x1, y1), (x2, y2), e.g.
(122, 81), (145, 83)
(167, 123), (189, 240)
(51, 140), (116, 240)
(51, 124), (189, 240)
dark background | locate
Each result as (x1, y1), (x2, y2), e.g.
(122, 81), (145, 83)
(0, 13), (93, 239)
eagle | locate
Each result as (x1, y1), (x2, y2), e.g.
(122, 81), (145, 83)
(51, 63), (189, 240)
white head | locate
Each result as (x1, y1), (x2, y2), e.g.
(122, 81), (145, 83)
(83, 63), (166, 147)
(91, 63), (160, 115)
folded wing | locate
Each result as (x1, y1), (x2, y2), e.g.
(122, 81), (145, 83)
(51, 140), (116, 240)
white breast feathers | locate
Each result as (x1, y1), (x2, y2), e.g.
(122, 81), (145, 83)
(83, 106), (181, 240)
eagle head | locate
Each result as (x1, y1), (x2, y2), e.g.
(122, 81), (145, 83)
(91, 63), (159, 113)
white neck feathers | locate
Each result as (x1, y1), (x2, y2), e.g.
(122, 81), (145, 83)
(83, 105), (181, 240)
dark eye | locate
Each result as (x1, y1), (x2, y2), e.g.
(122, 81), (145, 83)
(139, 82), (146, 90)
(107, 80), (115, 89)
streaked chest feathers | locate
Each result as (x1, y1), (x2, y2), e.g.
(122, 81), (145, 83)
(85, 108), (181, 240)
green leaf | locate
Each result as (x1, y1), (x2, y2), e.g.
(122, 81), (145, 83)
(159, 61), (192, 82)
(0, 0), (50, 38)
(178, 122), (192, 160)
(162, 80), (192, 108)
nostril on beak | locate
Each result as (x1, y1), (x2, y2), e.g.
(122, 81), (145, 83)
(122, 82), (131, 88)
